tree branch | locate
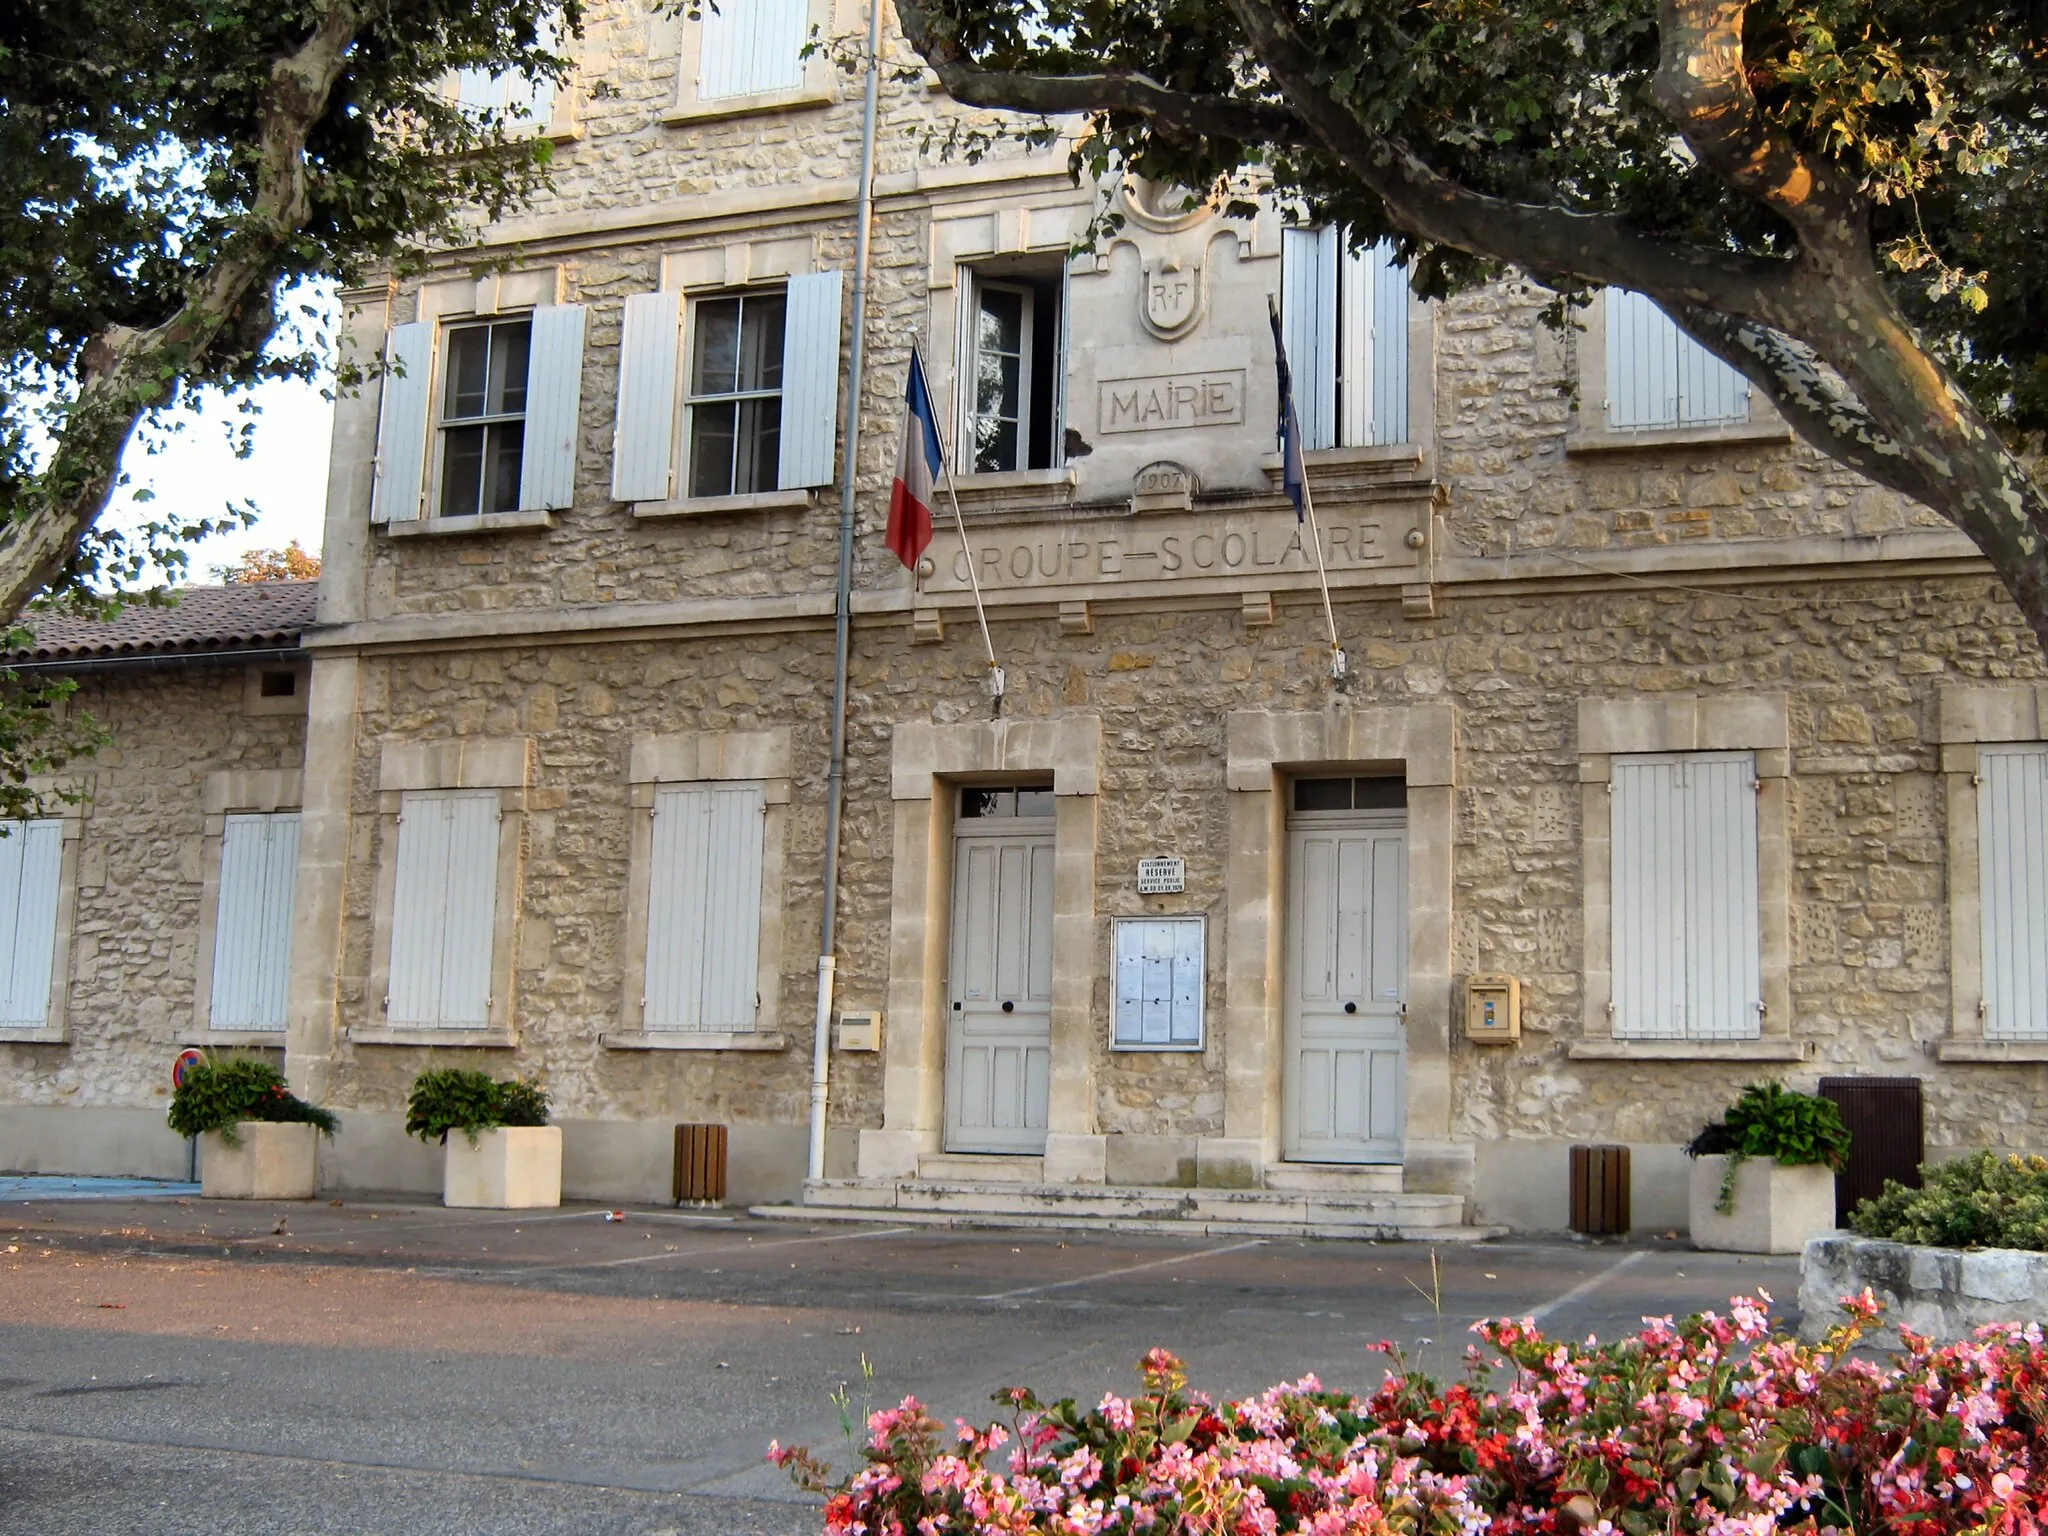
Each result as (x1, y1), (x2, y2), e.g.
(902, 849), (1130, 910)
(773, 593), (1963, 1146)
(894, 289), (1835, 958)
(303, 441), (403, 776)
(3, 2), (365, 619)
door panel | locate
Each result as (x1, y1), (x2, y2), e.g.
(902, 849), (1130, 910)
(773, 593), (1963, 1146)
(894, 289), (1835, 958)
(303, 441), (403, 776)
(1285, 820), (1407, 1163)
(946, 823), (1055, 1154)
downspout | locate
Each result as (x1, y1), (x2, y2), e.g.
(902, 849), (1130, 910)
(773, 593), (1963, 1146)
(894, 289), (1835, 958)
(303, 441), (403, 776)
(810, 0), (884, 1184)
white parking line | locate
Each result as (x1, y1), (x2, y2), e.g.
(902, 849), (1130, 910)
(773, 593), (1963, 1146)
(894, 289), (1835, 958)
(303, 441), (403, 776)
(978, 1238), (1269, 1301)
(1520, 1250), (1649, 1324)
(504, 1224), (914, 1276)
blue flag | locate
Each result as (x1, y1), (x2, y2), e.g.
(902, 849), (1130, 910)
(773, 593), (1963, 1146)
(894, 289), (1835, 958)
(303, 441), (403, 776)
(1267, 298), (1308, 524)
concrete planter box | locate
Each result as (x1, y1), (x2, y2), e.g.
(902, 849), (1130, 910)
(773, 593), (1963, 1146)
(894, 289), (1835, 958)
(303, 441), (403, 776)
(1801, 1234), (2048, 1345)
(443, 1126), (562, 1209)
(199, 1122), (319, 1200)
(1688, 1155), (1835, 1254)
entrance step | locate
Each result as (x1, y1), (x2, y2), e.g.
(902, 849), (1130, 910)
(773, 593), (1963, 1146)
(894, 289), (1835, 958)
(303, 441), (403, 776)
(917, 1154), (1045, 1184)
(1261, 1163), (1405, 1195)
(756, 1178), (1504, 1243)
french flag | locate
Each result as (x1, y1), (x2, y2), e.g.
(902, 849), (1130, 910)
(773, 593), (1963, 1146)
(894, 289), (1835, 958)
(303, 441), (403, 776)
(887, 347), (943, 569)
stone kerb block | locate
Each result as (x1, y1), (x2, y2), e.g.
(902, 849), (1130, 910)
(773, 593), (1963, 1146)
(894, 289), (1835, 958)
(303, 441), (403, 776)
(1689, 1155), (1836, 1254)
(444, 1126), (562, 1209)
(1801, 1235), (2048, 1345)
(200, 1122), (320, 1200)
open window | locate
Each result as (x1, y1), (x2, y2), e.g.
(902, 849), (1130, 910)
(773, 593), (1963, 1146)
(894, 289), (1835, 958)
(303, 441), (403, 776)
(958, 261), (1065, 474)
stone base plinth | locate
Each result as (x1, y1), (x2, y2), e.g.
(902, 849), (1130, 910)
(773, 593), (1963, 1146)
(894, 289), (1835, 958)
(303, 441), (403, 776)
(1801, 1234), (2048, 1345)
(1689, 1156), (1835, 1254)
(443, 1126), (562, 1209)
(200, 1122), (319, 1200)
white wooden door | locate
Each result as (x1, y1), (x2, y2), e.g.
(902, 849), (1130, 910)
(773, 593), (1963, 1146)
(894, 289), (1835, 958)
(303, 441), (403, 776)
(945, 822), (1054, 1153)
(1284, 816), (1407, 1162)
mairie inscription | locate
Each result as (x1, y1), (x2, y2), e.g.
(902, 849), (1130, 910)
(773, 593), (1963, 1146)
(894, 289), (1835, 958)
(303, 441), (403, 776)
(1098, 370), (1245, 434)
(923, 507), (1416, 595)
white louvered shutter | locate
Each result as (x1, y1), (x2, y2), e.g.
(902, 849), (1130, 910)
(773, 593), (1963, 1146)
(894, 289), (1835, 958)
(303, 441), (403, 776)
(611, 291), (681, 502)
(1612, 754), (1760, 1039)
(387, 791), (501, 1029)
(0, 820), (62, 1029)
(777, 269), (844, 490)
(1981, 746), (2048, 1039)
(1607, 289), (1748, 430)
(1280, 226), (1338, 451)
(1675, 321), (1749, 426)
(700, 0), (808, 100)
(371, 322), (435, 523)
(1337, 237), (1410, 448)
(519, 303), (586, 510)
(210, 814), (300, 1031)
(643, 784), (764, 1031)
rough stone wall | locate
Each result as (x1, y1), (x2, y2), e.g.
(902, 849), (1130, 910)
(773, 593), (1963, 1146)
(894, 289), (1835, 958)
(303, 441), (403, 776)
(0, 666), (306, 1112)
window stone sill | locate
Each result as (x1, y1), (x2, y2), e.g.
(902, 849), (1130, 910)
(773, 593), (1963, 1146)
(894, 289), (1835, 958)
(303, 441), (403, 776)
(662, 84), (836, 126)
(384, 510), (556, 538)
(347, 1026), (517, 1049)
(183, 1030), (286, 1049)
(1565, 420), (1793, 455)
(949, 467), (1078, 518)
(1936, 1040), (2048, 1063)
(1567, 1037), (1812, 1062)
(601, 1030), (788, 1052)
(632, 488), (814, 520)
(0, 1027), (65, 1045)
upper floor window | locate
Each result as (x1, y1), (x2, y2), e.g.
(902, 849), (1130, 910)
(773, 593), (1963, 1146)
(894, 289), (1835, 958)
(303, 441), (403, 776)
(451, 14), (564, 134)
(687, 292), (785, 498)
(698, 0), (808, 100)
(1279, 226), (1411, 449)
(960, 263), (1064, 474)
(1979, 745), (2048, 1040)
(440, 320), (531, 518)
(1605, 289), (1749, 431)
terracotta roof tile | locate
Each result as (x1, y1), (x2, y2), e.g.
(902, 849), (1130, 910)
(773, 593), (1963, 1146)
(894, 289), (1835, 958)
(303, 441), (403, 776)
(11, 582), (318, 662)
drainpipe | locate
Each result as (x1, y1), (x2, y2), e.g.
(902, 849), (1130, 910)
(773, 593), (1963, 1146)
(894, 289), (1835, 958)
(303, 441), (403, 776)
(810, 0), (884, 1185)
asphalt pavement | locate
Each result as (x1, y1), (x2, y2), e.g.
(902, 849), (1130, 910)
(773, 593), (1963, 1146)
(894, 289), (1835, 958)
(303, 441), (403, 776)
(0, 1192), (1803, 1535)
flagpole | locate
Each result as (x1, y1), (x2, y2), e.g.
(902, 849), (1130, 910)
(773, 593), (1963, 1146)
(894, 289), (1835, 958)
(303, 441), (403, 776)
(1298, 469), (1345, 679)
(916, 350), (1006, 714)
(1266, 295), (1347, 682)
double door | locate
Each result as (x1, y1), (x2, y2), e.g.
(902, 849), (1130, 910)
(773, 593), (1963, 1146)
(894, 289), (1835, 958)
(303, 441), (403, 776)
(945, 820), (1054, 1153)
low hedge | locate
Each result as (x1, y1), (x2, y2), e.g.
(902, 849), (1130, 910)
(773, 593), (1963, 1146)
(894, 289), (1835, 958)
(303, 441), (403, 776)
(166, 1056), (337, 1144)
(774, 1296), (2048, 1536)
(1851, 1148), (2048, 1250)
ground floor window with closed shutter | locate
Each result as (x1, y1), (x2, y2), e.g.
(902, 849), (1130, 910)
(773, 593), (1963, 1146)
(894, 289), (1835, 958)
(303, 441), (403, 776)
(386, 790), (502, 1029)
(209, 813), (300, 1031)
(1610, 752), (1761, 1040)
(0, 820), (63, 1030)
(1980, 745), (2048, 1039)
(643, 783), (764, 1032)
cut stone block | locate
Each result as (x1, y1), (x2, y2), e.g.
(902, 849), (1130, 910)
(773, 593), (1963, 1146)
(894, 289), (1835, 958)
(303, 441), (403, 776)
(443, 1125), (562, 1209)
(200, 1122), (319, 1200)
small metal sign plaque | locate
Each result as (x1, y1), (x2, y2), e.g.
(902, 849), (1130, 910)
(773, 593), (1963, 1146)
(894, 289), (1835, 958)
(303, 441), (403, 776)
(1137, 856), (1186, 895)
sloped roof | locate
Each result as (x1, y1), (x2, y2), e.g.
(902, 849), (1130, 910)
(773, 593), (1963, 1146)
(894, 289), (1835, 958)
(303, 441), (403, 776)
(10, 582), (318, 662)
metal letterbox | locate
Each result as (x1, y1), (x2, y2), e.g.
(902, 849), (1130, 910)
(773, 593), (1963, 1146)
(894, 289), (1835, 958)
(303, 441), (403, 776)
(1465, 975), (1521, 1044)
(837, 1012), (883, 1052)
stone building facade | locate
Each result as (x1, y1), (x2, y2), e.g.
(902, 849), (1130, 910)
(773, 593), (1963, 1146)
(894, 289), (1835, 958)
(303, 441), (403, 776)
(6, 0), (2047, 1229)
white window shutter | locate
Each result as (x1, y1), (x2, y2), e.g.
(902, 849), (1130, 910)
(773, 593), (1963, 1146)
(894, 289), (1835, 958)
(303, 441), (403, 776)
(700, 0), (808, 100)
(611, 291), (681, 503)
(1981, 747), (2048, 1039)
(1368, 241), (1410, 445)
(1611, 759), (1686, 1038)
(519, 303), (586, 511)
(211, 814), (300, 1031)
(1675, 323), (1749, 426)
(371, 322), (435, 523)
(777, 269), (844, 490)
(1682, 754), (1761, 1038)
(1607, 289), (1747, 430)
(644, 784), (764, 1031)
(388, 791), (500, 1028)
(0, 821), (62, 1029)
(1280, 226), (1338, 451)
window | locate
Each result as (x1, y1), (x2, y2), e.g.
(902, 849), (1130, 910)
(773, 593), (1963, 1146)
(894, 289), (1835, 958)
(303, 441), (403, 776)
(1605, 289), (1749, 430)
(1292, 776), (1407, 813)
(385, 790), (501, 1029)
(1279, 226), (1411, 449)
(698, 0), (807, 100)
(1979, 745), (2048, 1039)
(1610, 753), (1761, 1040)
(209, 814), (299, 1031)
(960, 265), (1064, 474)
(370, 299), (586, 524)
(452, 13), (562, 132)
(687, 293), (785, 498)
(642, 783), (766, 1031)
(0, 820), (63, 1030)
(958, 786), (1054, 819)
(439, 320), (530, 518)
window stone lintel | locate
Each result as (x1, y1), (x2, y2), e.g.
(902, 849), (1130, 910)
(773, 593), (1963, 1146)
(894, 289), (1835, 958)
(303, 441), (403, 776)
(629, 728), (792, 787)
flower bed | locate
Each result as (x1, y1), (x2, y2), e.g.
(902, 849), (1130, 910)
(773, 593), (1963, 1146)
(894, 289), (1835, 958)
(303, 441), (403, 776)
(775, 1296), (2048, 1535)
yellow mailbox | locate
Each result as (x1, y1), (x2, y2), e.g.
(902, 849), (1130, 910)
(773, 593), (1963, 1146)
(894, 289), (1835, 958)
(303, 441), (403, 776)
(1465, 975), (1521, 1044)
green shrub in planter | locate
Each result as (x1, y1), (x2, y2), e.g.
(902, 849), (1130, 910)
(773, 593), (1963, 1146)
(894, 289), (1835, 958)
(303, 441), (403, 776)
(1685, 1080), (1850, 1213)
(405, 1069), (551, 1147)
(1851, 1149), (2048, 1250)
(166, 1056), (337, 1146)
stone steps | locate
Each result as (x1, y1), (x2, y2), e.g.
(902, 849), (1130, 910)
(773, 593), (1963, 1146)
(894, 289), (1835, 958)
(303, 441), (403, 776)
(753, 1178), (1505, 1243)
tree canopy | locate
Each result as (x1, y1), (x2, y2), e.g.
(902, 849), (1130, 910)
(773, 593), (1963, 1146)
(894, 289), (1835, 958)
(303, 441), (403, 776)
(897, 0), (2048, 651)
(215, 540), (323, 583)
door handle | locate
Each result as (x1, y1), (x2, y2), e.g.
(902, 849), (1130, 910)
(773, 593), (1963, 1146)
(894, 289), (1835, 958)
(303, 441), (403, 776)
(1001, 1000), (1015, 1013)
(1343, 1001), (1358, 1015)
